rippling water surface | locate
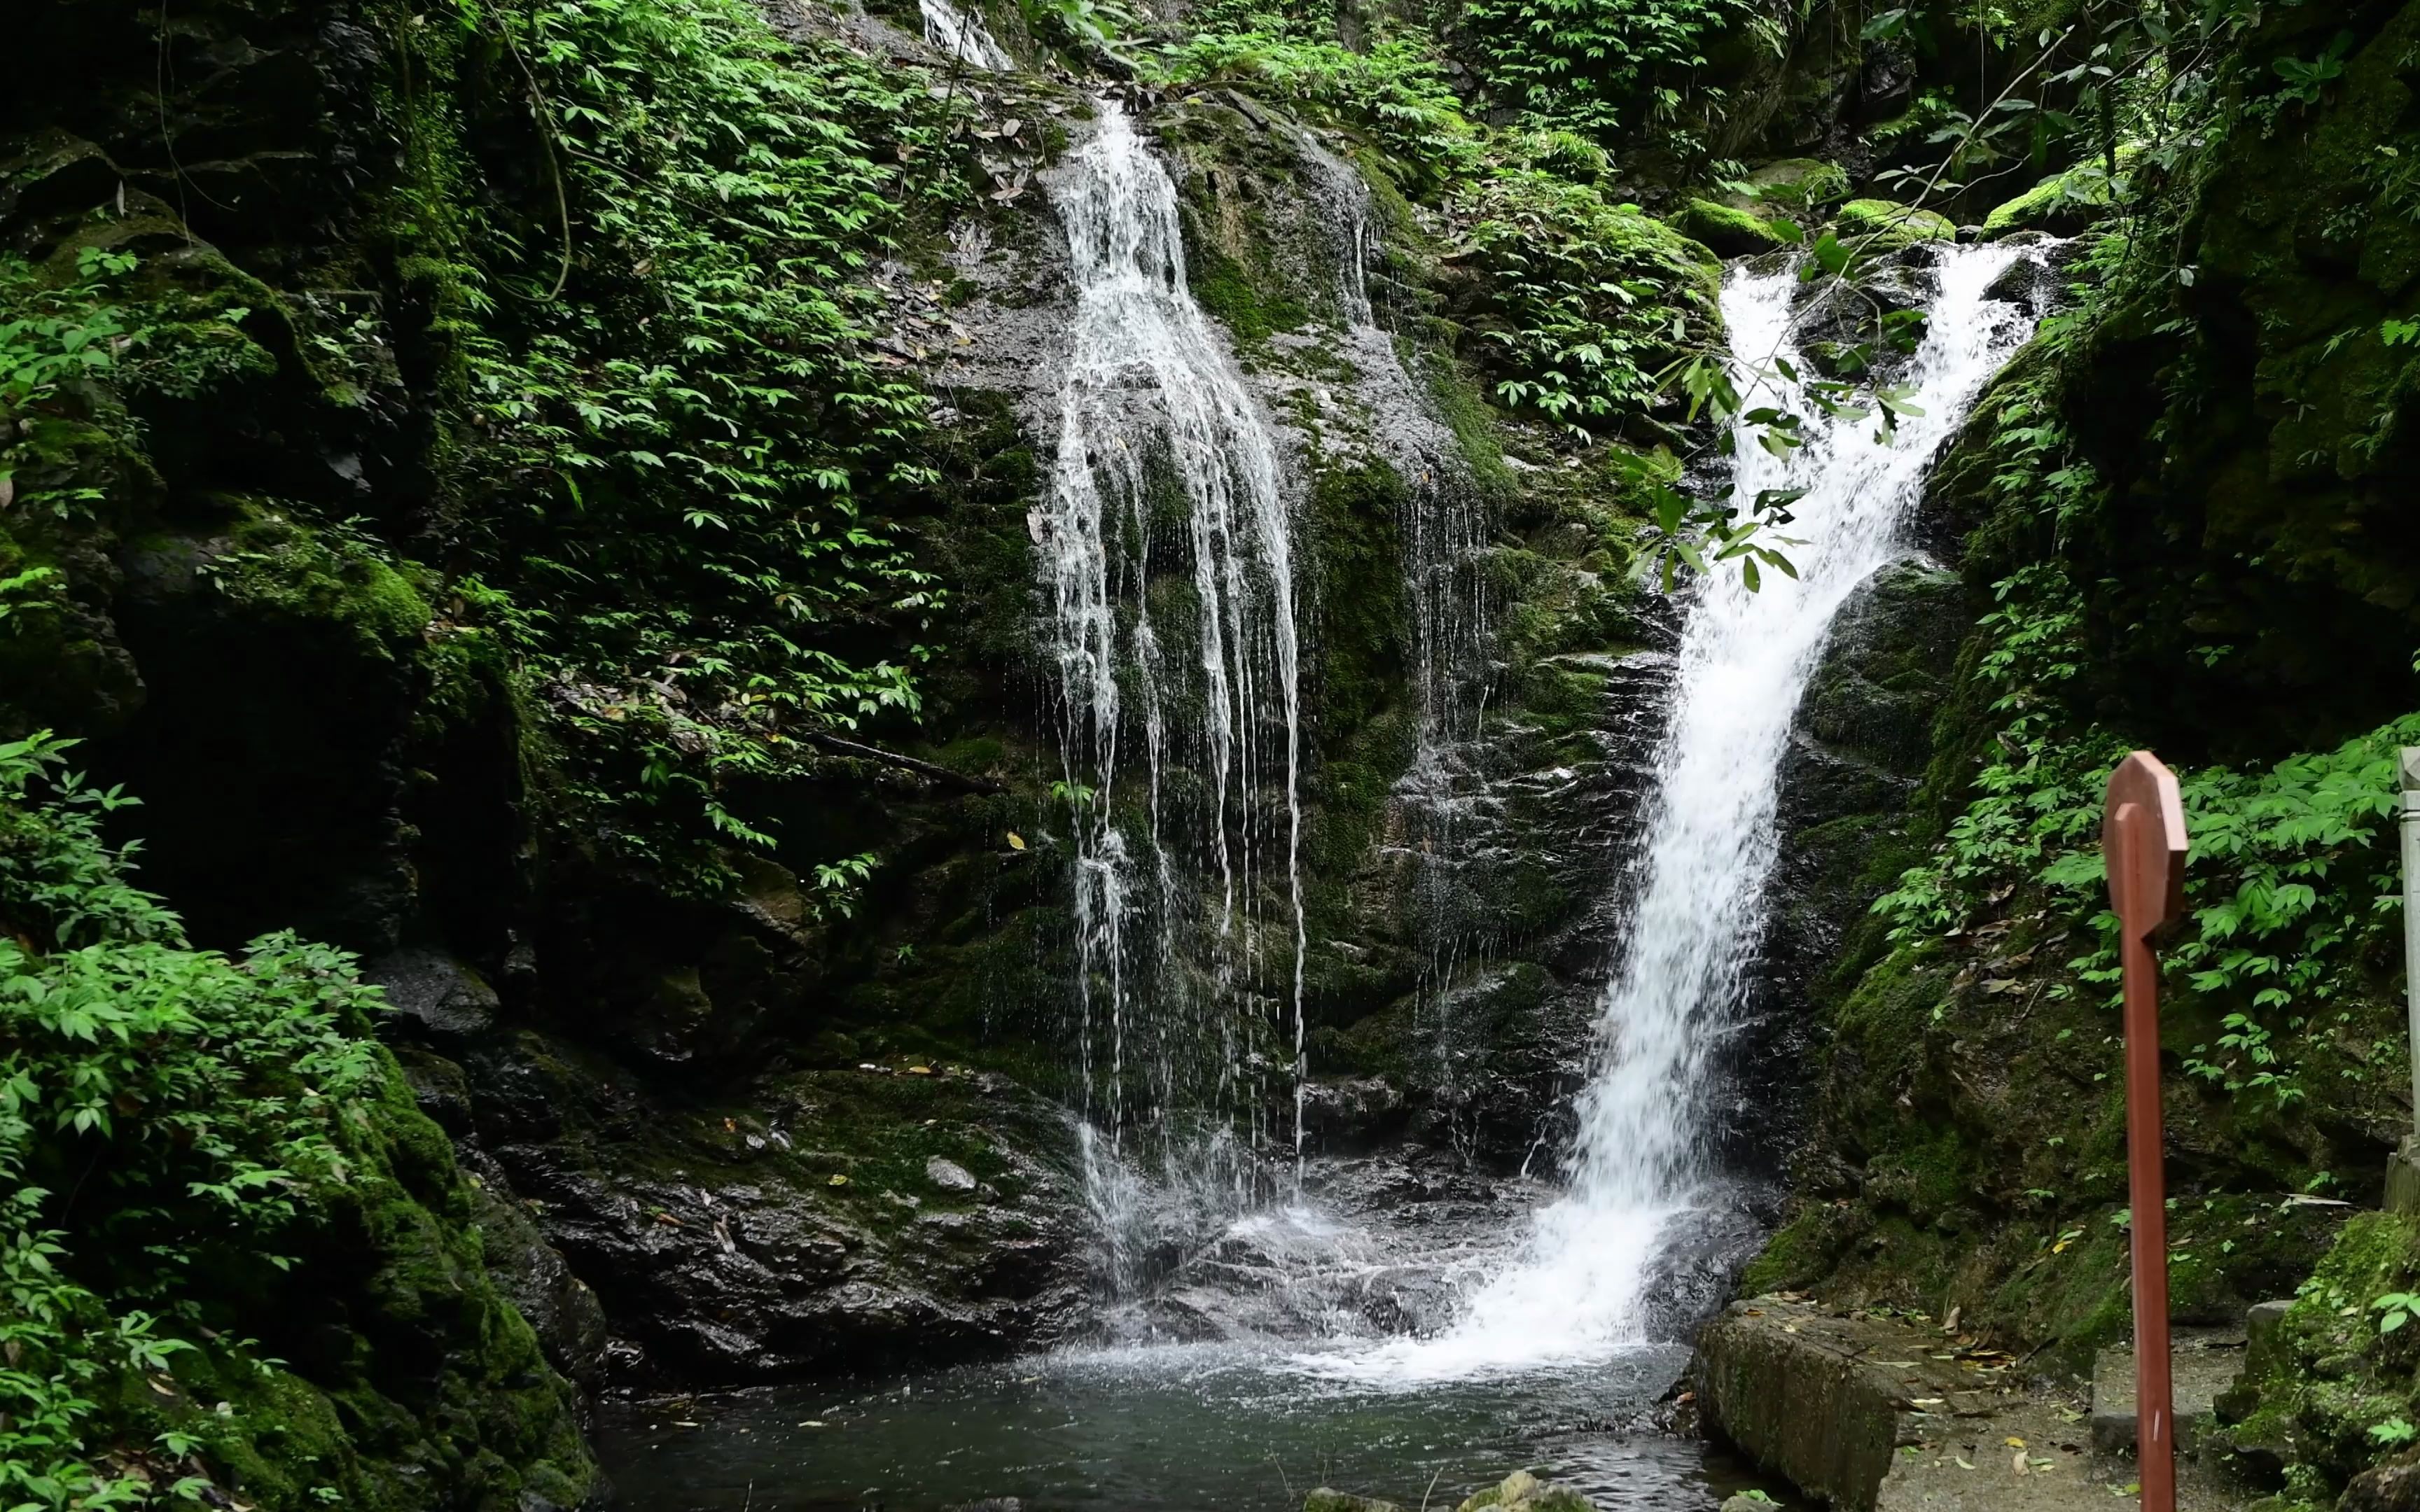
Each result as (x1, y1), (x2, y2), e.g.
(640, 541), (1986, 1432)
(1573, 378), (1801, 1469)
(597, 1343), (1781, 1510)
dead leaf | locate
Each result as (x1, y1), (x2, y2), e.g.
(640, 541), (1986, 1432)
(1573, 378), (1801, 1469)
(828, 1173), (851, 1187)
(0, 475), (13, 510)
(2011, 1451), (2028, 1475)
(1006, 832), (1027, 850)
(1000, 117), (1023, 136)
(1954, 1457), (1975, 1471)
(2004, 1436), (2027, 1448)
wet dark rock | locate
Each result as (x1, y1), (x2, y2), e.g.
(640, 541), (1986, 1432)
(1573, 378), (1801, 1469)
(2344, 1453), (2420, 1512)
(452, 1027), (1090, 1380)
(373, 948), (503, 1049)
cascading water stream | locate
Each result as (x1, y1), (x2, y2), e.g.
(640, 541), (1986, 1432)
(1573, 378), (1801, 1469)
(918, 0), (1013, 70)
(1038, 100), (1310, 1294)
(1293, 136), (1498, 1133)
(1316, 240), (2052, 1383)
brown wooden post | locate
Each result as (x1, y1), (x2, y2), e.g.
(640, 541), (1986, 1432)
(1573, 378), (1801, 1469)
(2104, 751), (2189, 1512)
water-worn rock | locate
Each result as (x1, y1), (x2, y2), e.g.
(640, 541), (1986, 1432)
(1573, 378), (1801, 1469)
(454, 1028), (1090, 1379)
(1695, 1299), (1912, 1511)
(1455, 1469), (1591, 1511)
(1305, 1492), (1403, 1512)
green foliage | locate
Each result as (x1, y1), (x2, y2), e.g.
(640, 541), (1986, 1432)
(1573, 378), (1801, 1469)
(0, 246), (267, 517)
(2372, 1291), (2420, 1334)
(1151, 32), (1482, 186)
(1154, 28), (1718, 438)
(1875, 378), (2415, 1112)
(1455, 0), (1761, 143)
(1457, 160), (1718, 430)
(422, 0), (972, 884)
(0, 732), (387, 1509)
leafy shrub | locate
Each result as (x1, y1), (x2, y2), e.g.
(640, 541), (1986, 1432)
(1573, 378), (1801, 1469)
(426, 0), (968, 877)
(1456, 0), (1761, 141)
(0, 732), (391, 1508)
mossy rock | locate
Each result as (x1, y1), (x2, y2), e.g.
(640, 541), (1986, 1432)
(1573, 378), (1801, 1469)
(1744, 156), (1851, 209)
(1982, 153), (2129, 238)
(1674, 197), (1794, 256)
(1835, 197), (1957, 250)
(1456, 1469), (1591, 1511)
(197, 501), (432, 659)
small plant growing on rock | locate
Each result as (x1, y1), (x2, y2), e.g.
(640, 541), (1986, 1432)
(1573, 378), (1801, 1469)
(2372, 1292), (2420, 1334)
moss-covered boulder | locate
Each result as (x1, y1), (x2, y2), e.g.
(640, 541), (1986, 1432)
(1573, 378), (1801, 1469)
(1454, 1469), (1592, 1511)
(2220, 1214), (2420, 1504)
(1981, 162), (2117, 239)
(1676, 196), (1795, 255)
(1744, 155), (1851, 210)
(1835, 197), (1957, 249)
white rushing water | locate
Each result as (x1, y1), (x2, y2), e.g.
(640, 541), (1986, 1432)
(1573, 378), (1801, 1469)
(1041, 100), (1310, 1289)
(919, 0), (1013, 70)
(1313, 241), (2050, 1383)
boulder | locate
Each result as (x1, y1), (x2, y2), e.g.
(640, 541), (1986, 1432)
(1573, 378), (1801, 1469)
(1455, 1469), (1592, 1511)
(1676, 197), (1794, 256)
(1834, 198), (1956, 251)
(2346, 1452), (2420, 1512)
(1743, 157), (1851, 210)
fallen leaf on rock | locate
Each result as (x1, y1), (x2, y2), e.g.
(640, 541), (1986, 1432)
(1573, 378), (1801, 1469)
(2005, 1436), (2027, 1448)
(1954, 1458), (1975, 1471)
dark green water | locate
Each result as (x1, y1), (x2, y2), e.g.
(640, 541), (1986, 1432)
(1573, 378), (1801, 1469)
(597, 1342), (1780, 1510)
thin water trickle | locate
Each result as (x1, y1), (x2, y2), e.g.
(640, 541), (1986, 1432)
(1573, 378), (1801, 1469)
(1319, 242), (2052, 1384)
(1294, 132), (1498, 1124)
(1040, 100), (1309, 1296)
(918, 0), (1013, 70)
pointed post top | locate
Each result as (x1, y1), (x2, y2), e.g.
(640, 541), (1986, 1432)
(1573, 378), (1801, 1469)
(2103, 750), (2188, 939)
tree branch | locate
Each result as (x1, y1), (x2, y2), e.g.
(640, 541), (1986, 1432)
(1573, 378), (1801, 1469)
(800, 732), (1007, 794)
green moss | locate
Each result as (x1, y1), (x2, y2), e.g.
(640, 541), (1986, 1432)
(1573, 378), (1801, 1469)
(204, 504), (432, 659)
(1192, 241), (1312, 342)
(1743, 157), (1851, 209)
(1672, 197), (1792, 254)
(1982, 169), (2110, 238)
(1835, 197), (1958, 248)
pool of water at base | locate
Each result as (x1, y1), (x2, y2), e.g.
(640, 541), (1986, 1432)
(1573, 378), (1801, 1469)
(595, 1340), (1786, 1511)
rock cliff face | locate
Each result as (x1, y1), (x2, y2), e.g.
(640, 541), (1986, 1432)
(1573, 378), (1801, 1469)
(4, 0), (1742, 1417)
(24, 0), (2420, 1503)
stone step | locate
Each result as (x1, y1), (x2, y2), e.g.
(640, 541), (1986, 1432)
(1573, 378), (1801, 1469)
(1695, 1296), (2257, 1512)
(2087, 1327), (2248, 1455)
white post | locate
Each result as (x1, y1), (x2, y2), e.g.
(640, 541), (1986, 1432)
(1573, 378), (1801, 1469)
(2393, 748), (2420, 1212)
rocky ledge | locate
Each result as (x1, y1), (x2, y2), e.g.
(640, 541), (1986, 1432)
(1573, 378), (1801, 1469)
(1694, 1295), (2255, 1511)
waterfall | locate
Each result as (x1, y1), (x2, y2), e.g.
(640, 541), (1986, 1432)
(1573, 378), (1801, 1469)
(1293, 133), (1498, 1116)
(919, 0), (1013, 70)
(1318, 241), (2051, 1382)
(1039, 99), (1309, 1293)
